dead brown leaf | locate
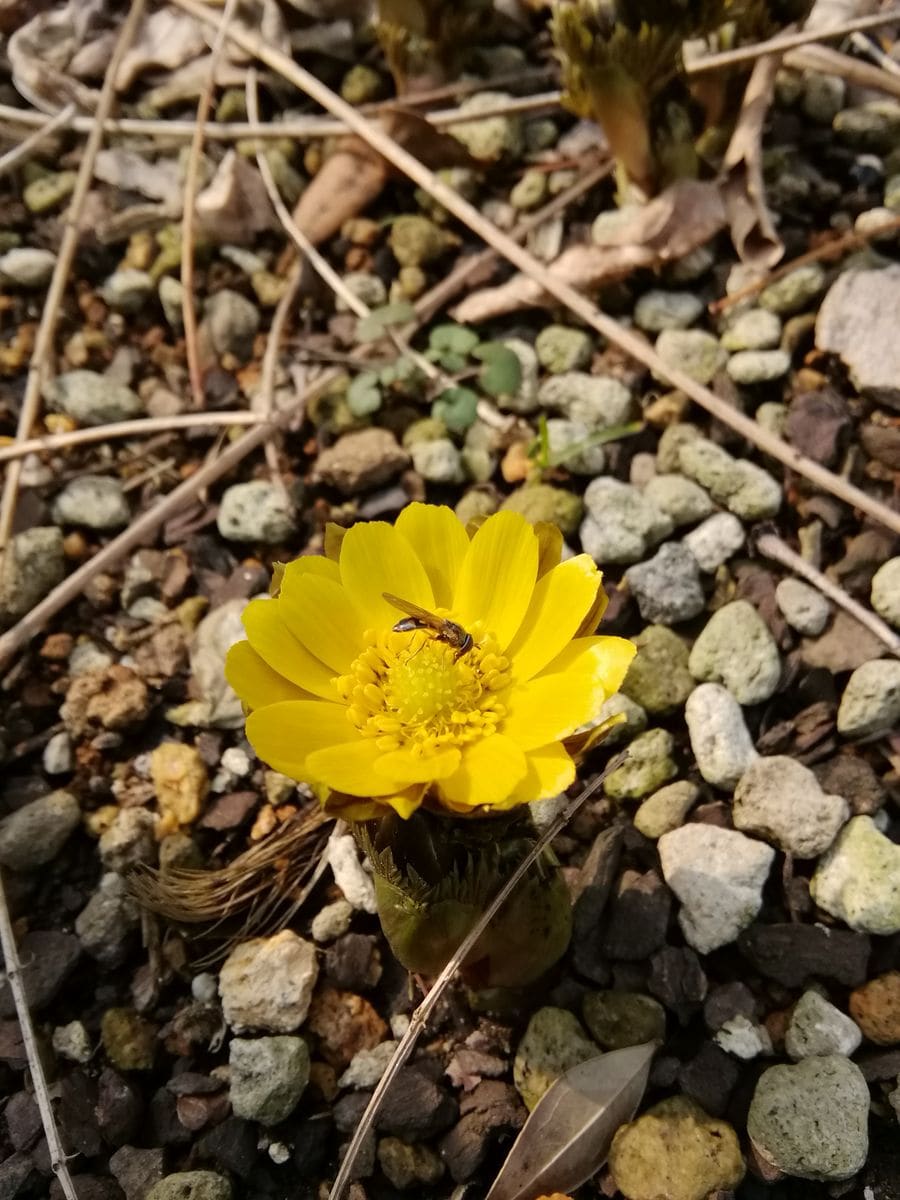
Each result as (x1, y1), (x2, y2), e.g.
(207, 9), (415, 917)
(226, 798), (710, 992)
(8, 2), (100, 112)
(452, 180), (727, 322)
(721, 53), (784, 270)
(195, 150), (278, 243)
(116, 7), (207, 91)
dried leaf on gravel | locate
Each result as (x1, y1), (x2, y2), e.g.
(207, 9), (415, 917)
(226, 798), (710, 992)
(721, 54), (784, 270)
(452, 180), (727, 321)
(486, 1043), (656, 1200)
(8, 3), (100, 112)
(196, 151), (278, 244)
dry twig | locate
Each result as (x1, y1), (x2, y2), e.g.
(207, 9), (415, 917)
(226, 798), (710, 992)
(0, 102), (76, 179)
(786, 41), (900, 98)
(328, 755), (627, 1200)
(181, 0), (242, 408)
(0, 0), (147, 551)
(756, 531), (900, 657)
(0, 412), (264, 465)
(0, 872), (78, 1200)
(173, 0), (900, 539)
(709, 212), (900, 314)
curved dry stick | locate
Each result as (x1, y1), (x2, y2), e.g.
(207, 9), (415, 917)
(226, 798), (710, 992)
(172, 0), (900, 539)
(756, 531), (900, 658)
(328, 755), (626, 1200)
(0, 872), (79, 1200)
(0, 0), (147, 551)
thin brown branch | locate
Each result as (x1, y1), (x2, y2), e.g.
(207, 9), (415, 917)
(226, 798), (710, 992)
(328, 754), (627, 1200)
(756, 531), (900, 658)
(785, 42), (900, 99)
(0, 0), (146, 551)
(0, 871), (78, 1200)
(0, 412), (264, 465)
(173, 0), (900, 539)
(181, 0), (241, 408)
(684, 7), (900, 74)
(709, 214), (900, 315)
(0, 103), (76, 179)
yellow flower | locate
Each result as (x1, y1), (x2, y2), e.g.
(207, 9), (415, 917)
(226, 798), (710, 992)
(225, 504), (635, 819)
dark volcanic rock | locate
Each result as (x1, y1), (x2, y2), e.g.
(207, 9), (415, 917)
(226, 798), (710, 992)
(108, 1146), (165, 1200)
(648, 947), (708, 1022)
(601, 869), (671, 960)
(440, 1081), (525, 1183)
(678, 1042), (741, 1116)
(196, 1116), (258, 1179)
(0, 932), (81, 1018)
(738, 923), (870, 986)
(571, 825), (623, 984)
(376, 1066), (458, 1139)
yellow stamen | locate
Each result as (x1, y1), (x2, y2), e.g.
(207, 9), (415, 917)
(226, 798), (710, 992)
(336, 624), (510, 756)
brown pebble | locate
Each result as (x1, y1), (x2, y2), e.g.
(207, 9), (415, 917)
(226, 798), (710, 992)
(850, 971), (900, 1045)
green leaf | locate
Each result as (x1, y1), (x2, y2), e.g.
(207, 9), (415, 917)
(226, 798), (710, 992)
(546, 421), (643, 467)
(354, 301), (416, 343)
(347, 370), (382, 416)
(432, 386), (479, 433)
(428, 323), (480, 357)
(473, 342), (522, 397)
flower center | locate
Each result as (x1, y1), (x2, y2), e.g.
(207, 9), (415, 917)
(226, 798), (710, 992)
(336, 622), (511, 754)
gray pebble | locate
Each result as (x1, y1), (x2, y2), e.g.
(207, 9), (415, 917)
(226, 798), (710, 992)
(43, 731), (73, 776)
(311, 899), (353, 944)
(313, 428), (409, 495)
(625, 543), (705, 624)
(410, 438), (465, 483)
(678, 437), (781, 519)
(219, 931), (319, 1033)
(538, 372), (634, 428)
(581, 478), (672, 565)
(802, 71), (846, 124)
(658, 824), (774, 954)
(689, 600), (781, 704)
(682, 512), (746, 573)
(604, 728), (677, 799)
(810, 815), (900, 935)
(733, 756), (849, 858)
(52, 475), (130, 530)
(775, 578), (830, 635)
(535, 324), (593, 373)
(206, 289), (260, 359)
(634, 780), (699, 839)
(0, 790), (80, 870)
(217, 481), (297, 543)
(99, 808), (157, 873)
(785, 991), (861, 1060)
(339, 1041), (398, 1089)
(43, 370), (143, 426)
(229, 1036), (309, 1125)
(836, 659), (900, 737)
(634, 290), (704, 333)
(720, 309), (782, 351)
(75, 872), (140, 966)
(756, 401), (789, 435)
(336, 271), (386, 312)
(146, 1172), (232, 1200)
(834, 100), (900, 153)
(101, 269), (154, 313)
(870, 557), (900, 628)
(0, 526), (66, 626)
(726, 349), (792, 385)
(158, 276), (185, 330)
(544, 418), (606, 475)
(654, 329), (727, 384)
(747, 1056), (869, 1180)
(643, 474), (714, 527)
(759, 264), (826, 315)
(0, 247), (56, 288)
(595, 692), (647, 747)
(686, 683), (759, 789)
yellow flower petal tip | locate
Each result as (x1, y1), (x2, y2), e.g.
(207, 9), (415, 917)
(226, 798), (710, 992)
(228, 504), (634, 817)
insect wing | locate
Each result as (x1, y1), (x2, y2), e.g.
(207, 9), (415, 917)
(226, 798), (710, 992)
(382, 592), (444, 630)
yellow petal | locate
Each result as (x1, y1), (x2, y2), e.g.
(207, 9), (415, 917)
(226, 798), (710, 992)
(535, 521), (564, 577)
(246, 699), (357, 778)
(437, 734), (527, 810)
(575, 582), (610, 637)
(383, 786), (426, 819)
(279, 574), (365, 675)
(539, 635), (637, 698)
(373, 746), (461, 784)
(339, 521), (435, 630)
(281, 554), (341, 586)
(324, 522), (347, 562)
(395, 503), (469, 609)
(506, 555), (602, 682)
(321, 792), (386, 821)
(452, 511), (538, 650)
(505, 742), (577, 806)
(242, 598), (337, 700)
(225, 640), (310, 710)
(306, 740), (400, 796)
